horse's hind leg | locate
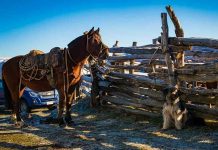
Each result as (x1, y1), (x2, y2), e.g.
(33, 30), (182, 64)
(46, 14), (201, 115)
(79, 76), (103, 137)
(57, 87), (66, 126)
(10, 86), (25, 127)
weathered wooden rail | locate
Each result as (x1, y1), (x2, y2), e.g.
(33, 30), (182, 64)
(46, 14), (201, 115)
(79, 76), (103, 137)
(80, 6), (218, 121)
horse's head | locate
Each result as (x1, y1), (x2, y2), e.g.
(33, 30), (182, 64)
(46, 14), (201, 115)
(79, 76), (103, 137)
(85, 27), (109, 61)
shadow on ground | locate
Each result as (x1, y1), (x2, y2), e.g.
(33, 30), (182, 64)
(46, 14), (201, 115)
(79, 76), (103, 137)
(0, 97), (218, 150)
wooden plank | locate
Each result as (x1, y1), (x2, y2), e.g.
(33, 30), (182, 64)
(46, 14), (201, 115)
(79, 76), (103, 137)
(166, 5), (184, 37)
(161, 13), (177, 86)
(168, 37), (218, 49)
(90, 63), (100, 107)
(186, 103), (218, 120)
(185, 50), (218, 58)
(106, 64), (168, 73)
(102, 93), (163, 110)
(180, 88), (218, 95)
(178, 74), (218, 82)
(108, 54), (165, 61)
(176, 68), (218, 75)
(181, 94), (218, 105)
(166, 5), (186, 67)
(129, 59), (135, 74)
(100, 84), (165, 101)
(108, 71), (168, 89)
(109, 45), (162, 54)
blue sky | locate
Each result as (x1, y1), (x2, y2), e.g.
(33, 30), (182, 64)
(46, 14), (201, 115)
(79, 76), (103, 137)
(1, 0), (218, 57)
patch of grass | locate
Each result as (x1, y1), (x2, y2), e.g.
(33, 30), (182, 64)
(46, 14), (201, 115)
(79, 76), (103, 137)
(0, 133), (52, 149)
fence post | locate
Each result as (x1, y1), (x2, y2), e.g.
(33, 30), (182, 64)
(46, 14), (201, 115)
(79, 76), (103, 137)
(161, 13), (177, 87)
(129, 42), (137, 74)
(90, 63), (100, 107)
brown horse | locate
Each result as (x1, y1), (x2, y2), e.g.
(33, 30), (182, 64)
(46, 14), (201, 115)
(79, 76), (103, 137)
(2, 27), (109, 126)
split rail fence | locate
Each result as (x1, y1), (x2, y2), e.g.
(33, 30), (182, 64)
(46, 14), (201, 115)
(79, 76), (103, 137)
(81, 6), (218, 121)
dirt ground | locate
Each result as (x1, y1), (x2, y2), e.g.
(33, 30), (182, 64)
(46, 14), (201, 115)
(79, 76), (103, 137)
(0, 97), (218, 150)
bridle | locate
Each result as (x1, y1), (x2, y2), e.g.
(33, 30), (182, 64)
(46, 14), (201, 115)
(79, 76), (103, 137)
(66, 34), (108, 65)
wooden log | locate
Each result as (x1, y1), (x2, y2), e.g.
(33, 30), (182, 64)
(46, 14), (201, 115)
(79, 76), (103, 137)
(113, 40), (119, 47)
(108, 54), (165, 61)
(140, 59), (166, 66)
(103, 91), (163, 108)
(185, 50), (218, 58)
(180, 88), (218, 95)
(181, 94), (218, 105)
(180, 61), (218, 70)
(166, 6), (184, 37)
(102, 94), (162, 111)
(109, 45), (162, 54)
(101, 87), (164, 110)
(186, 103), (218, 120)
(108, 71), (168, 89)
(104, 103), (161, 118)
(129, 59), (135, 74)
(148, 72), (169, 79)
(161, 13), (177, 86)
(110, 45), (190, 54)
(178, 74), (218, 82)
(132, 41), (137, 47)
(168, 37), (218, 49)
(100, 83), (165, 101)
(166, 5), (186, 67)
(90, 64), (100, 107)
(176, 68), (218, 75)
(107, 64), (168, 73)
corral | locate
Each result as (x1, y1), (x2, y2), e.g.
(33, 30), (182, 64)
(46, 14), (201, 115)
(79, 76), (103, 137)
(82, 6), (218, 122)
(0, 5), (218, 150)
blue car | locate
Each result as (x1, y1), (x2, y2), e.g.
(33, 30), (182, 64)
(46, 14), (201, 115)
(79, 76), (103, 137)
(20, 88), (59, 113)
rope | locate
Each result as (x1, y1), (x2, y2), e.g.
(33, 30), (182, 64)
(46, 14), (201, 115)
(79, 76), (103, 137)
(19, 54), (47, 81)
(148, 47), (160, 65)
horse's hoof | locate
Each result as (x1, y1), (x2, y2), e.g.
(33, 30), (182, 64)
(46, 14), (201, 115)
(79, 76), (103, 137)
(58, 118), (66, 127)
(15, 121), (28, 128)
(66, 120), (76, 127)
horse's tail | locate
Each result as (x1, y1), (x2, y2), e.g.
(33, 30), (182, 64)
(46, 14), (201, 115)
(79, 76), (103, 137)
(2, 72), (12, 110)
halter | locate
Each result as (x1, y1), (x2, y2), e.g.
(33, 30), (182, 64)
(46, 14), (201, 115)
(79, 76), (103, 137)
(66, 34), (107, 65)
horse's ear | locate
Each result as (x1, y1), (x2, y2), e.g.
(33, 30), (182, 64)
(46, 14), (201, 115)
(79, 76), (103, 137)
(88, 27), (94, 35)
(95, 28), (100, 34)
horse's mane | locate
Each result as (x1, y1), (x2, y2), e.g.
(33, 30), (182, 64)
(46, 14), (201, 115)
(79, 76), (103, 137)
(67, 34), (84, 49)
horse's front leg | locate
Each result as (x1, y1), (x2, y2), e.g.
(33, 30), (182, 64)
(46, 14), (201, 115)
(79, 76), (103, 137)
(65, 89), (76, 126)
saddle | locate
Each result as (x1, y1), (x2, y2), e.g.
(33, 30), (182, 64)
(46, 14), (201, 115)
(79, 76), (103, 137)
(22, 47), (63, 69)
(19, 47), (65, 87)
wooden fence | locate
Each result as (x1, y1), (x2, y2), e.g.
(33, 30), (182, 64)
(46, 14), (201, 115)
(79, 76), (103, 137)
(80, 6), (218, 121)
